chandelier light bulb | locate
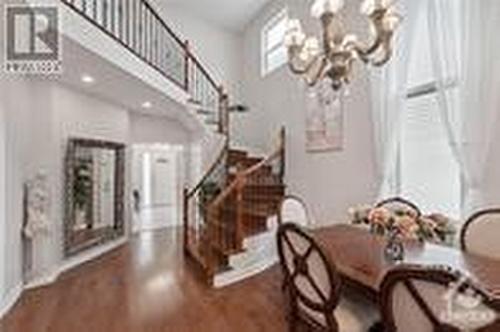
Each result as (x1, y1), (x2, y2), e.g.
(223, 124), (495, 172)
(304, 37), (320, 57)
(342, 34), (359, 47)
(311, 0), (345, 18)
(360, 0), (375, 16)
(382, 12), (402, 31)
(360, 0), (393, 15)
(298, 51), (309, 62)
(284, 19), (306, 47)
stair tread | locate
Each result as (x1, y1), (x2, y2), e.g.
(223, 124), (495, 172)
(243, 180), (284, 187)
(228, 149), (248, 158)
(211, 241), (245, 256)
(187, 147), (285, 281)
(220, 204), (278, 217)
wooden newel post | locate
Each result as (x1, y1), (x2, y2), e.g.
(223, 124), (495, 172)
(183, 187), (189, 251)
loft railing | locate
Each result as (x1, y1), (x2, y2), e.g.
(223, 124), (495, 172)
(61, 0), (228, 134)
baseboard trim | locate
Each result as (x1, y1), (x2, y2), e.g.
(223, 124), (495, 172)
(23, 270), (59, 290)
(25, 237), (127, 291)
(213, 255), (277, 288)
(58, 237), (127, 278)
(1, 237), (128, 319)
(0, 283), (23, 319)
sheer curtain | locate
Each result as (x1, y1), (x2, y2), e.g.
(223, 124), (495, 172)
(370, 0), (423, 199)
(429, 0), (500, 214)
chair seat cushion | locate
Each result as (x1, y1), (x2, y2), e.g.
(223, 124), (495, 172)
(298, 291), (380, 332)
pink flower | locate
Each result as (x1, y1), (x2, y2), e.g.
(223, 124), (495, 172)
(368, 207), (391, 227)
(421, 216), (438, 230)
(394, 215), (419, 239)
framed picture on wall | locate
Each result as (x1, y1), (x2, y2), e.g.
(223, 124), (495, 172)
(305, 83), (344, 153)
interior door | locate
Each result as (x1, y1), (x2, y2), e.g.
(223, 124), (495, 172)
(150, 151), (174, 207)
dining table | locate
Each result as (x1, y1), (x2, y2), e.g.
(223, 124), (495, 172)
(312, 224), (500, 308)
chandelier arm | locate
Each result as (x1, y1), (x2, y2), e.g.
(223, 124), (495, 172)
(346, 9), (389, 58)
(288, 62), (309, 75)
(358, 37), (383, 57)
(286, 5), (400, 91)
(347, 28), (392, 65)
(370, 42), (393, 67)
(288, 53), (323, 76)
(343, 36), (383, 65)
(305, 57), (329, 87)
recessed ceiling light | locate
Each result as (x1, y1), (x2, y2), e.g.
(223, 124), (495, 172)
(142, 101), (153, 109)
(81, 74), (95, 84)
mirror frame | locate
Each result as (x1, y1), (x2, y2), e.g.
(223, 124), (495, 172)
(64, 138), (126, 257)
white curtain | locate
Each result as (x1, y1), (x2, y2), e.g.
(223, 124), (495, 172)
(370, 0), (423, 199)
(428, 0), (500, 215)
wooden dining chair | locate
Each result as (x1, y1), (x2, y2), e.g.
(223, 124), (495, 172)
(277, 223), (378, 332)
(279, 195), (311, 227)
(380, 265), (498, 332)
(461, 208), (500, 260)
(375, 197), (422, 219)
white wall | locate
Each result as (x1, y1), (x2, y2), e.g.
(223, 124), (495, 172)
(0, 4), (5, 308)
(0, 77), (192, 314)
(0, 75), (7, 312)
(151, 3), (244, 101)
(1, 79), (132, 287)
(130, 113), (190, 145)
(237, 0), (378, 225)
(2, 77), (56, 302)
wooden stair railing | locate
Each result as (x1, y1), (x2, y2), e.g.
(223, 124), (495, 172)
(60, 0), (228, 134)
(202, 127), (286, 280)
(183, 133), (230, 272)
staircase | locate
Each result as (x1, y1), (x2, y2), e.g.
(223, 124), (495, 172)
(184, 130), (286, 286)
(60, 0), (286, 287)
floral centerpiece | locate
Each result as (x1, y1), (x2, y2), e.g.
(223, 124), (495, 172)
(349, 205), (456, 244)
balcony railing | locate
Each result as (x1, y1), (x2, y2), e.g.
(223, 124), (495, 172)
(61, 0), (228, 134)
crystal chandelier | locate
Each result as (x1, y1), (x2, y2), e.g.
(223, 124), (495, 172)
(285, 0), (402, 91)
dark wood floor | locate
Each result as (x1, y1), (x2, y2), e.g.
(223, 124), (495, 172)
(1, 229), (287, 332)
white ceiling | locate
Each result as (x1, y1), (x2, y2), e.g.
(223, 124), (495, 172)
(59, 37), (202, 133)
(158, 0), (272, 32)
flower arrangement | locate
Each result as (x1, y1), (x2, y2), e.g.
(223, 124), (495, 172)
(349, 205), (456, 244)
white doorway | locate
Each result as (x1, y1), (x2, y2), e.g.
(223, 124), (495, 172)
(131, 144), (184, 233)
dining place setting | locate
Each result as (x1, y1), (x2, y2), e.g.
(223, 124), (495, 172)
(276, 196), (500, 332)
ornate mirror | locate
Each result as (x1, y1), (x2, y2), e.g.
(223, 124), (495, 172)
(64, 138), (126, 257)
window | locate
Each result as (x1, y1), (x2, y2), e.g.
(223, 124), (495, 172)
(261, 8), (288, 76)
(399, 1), (461, 218)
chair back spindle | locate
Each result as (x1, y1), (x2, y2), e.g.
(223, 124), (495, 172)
(277, 223), (342, 331)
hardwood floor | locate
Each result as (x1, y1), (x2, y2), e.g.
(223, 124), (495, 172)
(1, 229), (287, 332)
